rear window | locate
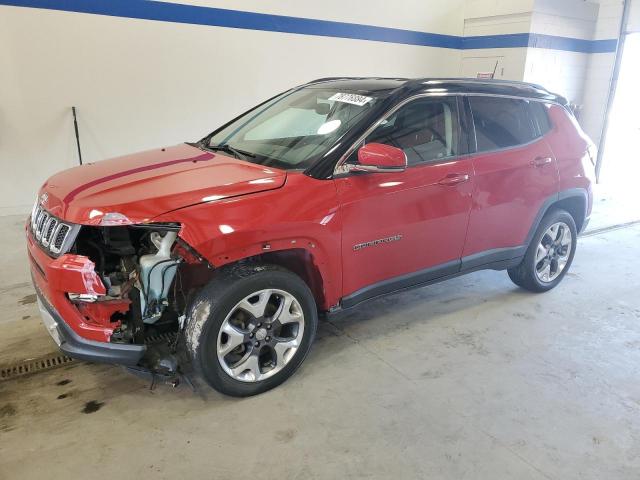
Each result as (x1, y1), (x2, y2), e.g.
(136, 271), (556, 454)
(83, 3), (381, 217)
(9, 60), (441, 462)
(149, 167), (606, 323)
(469, 97), (536, 152)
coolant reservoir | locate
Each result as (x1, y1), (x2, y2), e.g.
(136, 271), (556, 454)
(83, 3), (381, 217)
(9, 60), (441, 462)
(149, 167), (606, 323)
(139, 231), (178, 321)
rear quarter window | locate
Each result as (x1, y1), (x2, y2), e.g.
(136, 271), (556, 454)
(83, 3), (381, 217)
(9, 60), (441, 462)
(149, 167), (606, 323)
(469, 96), (537, 152)
(529, 101), (553, 136)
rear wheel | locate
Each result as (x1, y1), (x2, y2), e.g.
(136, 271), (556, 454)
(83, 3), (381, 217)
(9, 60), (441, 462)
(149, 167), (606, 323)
(508, 209), (577, 292)
(185, 264), (317, 397)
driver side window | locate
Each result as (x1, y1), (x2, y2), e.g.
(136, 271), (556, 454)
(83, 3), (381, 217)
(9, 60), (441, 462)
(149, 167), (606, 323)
(365, 97), (460, 166)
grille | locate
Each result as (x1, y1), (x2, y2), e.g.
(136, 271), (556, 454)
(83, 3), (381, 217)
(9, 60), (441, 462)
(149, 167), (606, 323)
(30, 203), (75, 256)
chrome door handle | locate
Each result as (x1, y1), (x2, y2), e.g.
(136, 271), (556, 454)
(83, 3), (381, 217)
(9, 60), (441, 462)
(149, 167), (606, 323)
(438, 173), (470, 186)
(531, 156), (553, 167)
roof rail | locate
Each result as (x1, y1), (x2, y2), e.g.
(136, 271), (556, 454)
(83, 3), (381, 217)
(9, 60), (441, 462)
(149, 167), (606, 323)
(415, 77), (549, 93)
(306, 76), (409, 85)
(306, 77), (353, 84)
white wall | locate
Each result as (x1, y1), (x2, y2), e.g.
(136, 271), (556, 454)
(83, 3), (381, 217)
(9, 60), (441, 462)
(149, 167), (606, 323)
(177, 0), (465, 34)
(0, 0), (626, 214)
(461, 0), (533, 80)
(0, 1), (465, 214)
(629, 0), (640, 31)
(580, 0), (624, 144)
(524, 0), (598, 107)
(517, 0), (627, 148)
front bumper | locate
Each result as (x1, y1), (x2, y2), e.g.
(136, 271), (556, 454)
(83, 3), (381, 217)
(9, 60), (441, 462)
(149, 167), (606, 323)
(36, 286), (145, 366)
(27, 220), (121, 342)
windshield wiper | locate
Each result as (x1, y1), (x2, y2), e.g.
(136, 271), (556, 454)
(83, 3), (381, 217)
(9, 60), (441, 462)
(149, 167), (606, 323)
(207, 143), (256, 159)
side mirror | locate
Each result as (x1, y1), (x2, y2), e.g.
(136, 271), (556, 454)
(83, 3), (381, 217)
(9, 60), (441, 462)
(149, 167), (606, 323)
(351, 143), (407, 173)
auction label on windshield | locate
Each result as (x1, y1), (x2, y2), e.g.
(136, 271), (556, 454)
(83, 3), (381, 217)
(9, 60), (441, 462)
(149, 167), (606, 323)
(329, 92), (372, 107)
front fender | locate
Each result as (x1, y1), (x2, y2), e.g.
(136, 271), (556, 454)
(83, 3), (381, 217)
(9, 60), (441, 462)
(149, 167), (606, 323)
(154, 173), (343, 309)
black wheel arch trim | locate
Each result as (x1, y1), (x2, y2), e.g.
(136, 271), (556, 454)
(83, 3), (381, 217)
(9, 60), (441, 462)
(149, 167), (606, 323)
(525, 188), (589, 246)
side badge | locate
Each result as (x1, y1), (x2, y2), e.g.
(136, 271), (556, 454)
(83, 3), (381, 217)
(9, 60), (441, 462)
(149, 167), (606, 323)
(353, 234), (403, 251)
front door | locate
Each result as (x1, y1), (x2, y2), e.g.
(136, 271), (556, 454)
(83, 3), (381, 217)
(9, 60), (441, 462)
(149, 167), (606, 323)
(335, 96), (474, 306)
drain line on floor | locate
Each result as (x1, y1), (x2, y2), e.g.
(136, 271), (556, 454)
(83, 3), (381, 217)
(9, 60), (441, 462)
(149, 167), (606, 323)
(0, 353), (75, 381)
(0, 332), (177, 382)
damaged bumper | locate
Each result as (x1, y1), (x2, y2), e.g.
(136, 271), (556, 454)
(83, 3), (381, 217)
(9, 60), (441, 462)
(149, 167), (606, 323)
(28, 224), (146, 365)
(35, 286), (145, 365)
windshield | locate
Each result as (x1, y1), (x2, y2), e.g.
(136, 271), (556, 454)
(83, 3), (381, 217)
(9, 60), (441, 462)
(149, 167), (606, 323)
(205, 87), (384, 170)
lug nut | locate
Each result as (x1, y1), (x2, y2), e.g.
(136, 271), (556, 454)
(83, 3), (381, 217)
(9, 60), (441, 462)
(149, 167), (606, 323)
(254, 341), (260, 347)
(257, 322), (262, 327)
(249, 332), (254, 338)
(266, 324), (271, 330)
(266, 336), (271, 341)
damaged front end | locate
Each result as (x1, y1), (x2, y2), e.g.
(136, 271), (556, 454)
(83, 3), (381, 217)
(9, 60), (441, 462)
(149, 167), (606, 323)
(28, 212), (212, 383)
(73, 222), (212, 378)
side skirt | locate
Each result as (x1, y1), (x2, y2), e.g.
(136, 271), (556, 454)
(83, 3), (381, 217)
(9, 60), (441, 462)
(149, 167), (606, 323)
(338, 246), (525, 311)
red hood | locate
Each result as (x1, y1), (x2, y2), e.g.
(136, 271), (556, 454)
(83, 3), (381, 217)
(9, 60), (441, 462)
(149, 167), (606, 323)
(39, 144), (286, 225)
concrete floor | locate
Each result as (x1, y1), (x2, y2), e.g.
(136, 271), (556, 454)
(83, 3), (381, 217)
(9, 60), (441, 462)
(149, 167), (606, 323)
(1, 209), (640, 479)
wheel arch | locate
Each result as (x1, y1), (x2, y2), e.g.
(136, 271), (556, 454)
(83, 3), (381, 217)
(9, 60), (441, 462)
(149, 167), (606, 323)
(553, 191), (588, 233)
(245, 249), (326, 310)
(526, 188), (589, 246)
(176, 224), (341, 311)
(208, 247), (330, 311)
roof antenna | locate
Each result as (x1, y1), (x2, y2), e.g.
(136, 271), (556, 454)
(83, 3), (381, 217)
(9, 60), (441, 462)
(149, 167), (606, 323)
(72, 106), (83, 165)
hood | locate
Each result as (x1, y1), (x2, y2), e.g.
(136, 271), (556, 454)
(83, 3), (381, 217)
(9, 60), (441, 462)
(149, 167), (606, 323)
(39, 144), (286, 225)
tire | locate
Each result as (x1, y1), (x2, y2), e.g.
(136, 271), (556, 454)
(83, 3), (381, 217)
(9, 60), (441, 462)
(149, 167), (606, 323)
(508, 209), (577, 292)
(184, 263), (317, 397)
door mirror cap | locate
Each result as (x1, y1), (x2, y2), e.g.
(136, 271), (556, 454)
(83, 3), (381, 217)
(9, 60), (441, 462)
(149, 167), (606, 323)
(351, 143), (407, 173)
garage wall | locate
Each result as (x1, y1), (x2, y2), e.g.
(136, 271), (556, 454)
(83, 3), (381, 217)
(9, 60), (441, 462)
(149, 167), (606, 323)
(0, 0), (622, 214)
(512, 0), (625, 148)
(0, 1), (465, 215)
(629, 0), (640, 31)
(580, 0), (624, 145)
(461, 0), (534, 80)
(523, 0), (598, 105)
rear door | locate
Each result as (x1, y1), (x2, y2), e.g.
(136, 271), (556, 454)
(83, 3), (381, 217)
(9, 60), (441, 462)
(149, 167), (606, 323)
(462, 96), (558, 265)
(335, 96), (474, 304)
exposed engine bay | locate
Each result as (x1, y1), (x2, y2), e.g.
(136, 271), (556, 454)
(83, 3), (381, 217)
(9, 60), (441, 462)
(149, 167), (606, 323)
(70, 223), (211, 380)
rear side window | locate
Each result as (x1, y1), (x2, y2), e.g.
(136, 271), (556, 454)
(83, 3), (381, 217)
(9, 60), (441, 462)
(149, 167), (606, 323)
(529, 101), (552, 136)
(469, 97), (536, 152)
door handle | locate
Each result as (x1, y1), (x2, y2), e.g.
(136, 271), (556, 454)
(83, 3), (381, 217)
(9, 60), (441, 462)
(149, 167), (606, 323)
(531, 156), (553, 167)
(438, 173), (470, 186)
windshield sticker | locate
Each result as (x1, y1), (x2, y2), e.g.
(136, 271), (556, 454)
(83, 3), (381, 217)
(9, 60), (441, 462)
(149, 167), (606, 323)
(329, 92), (372, 107)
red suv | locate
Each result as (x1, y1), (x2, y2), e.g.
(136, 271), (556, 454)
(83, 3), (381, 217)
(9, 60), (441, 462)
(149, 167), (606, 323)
(27, 78), (594, 396)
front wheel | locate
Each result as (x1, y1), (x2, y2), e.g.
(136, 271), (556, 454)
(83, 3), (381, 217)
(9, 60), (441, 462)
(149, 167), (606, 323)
(508, 209), (577, 292)
(185, 264), (317, 397)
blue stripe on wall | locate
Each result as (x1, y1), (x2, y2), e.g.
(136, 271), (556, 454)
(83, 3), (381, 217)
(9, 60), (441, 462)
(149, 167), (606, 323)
(528, 34), (618, 54)
(0, 0), (618, 54)
(463, 33), (618, 53)
(463, 33), (531, 50)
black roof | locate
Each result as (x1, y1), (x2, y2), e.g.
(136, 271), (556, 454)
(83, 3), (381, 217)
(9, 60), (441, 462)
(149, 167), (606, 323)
(305, 77), (409, 93)
(305, 77), (567, 105)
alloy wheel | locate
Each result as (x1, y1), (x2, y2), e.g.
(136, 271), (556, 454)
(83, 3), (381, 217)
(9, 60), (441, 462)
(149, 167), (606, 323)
(534, 221), (573, 283)
(216, 289), (305, 382)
